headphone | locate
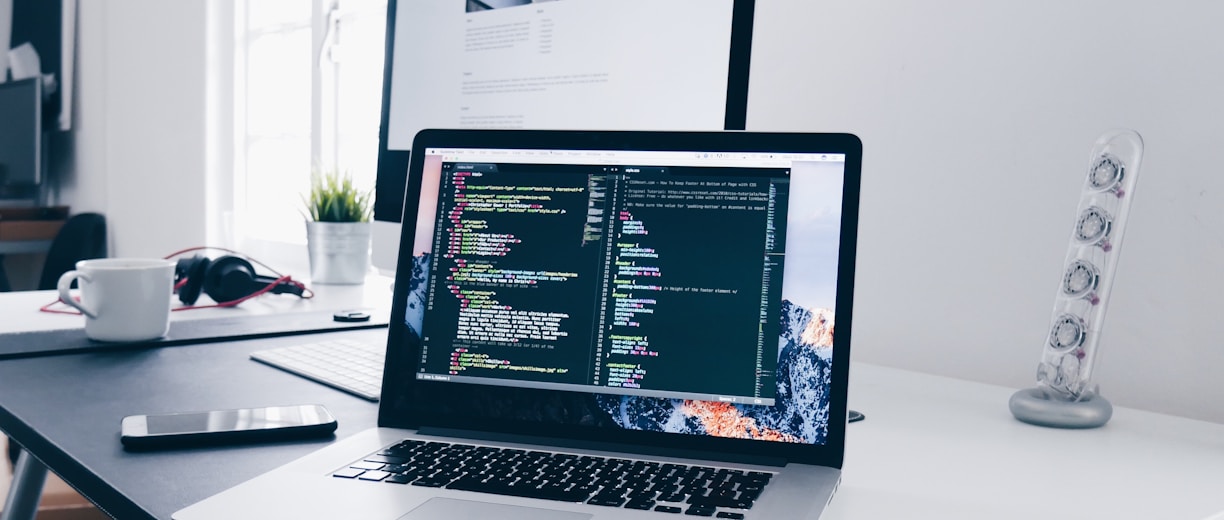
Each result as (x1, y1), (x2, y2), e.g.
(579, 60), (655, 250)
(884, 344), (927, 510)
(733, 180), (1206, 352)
(174, 254), (306, 305)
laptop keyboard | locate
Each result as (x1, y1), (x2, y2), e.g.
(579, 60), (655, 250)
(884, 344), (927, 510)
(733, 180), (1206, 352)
(250, 338), (383, 401)
(333, 439), (772, 517)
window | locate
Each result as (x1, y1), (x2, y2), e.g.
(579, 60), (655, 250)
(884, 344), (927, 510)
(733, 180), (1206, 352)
(232, 0), (387, 254)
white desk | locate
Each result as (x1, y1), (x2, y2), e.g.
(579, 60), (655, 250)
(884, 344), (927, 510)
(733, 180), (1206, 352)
(0, 274), (395, 335)
(833, 364), (1224, 519)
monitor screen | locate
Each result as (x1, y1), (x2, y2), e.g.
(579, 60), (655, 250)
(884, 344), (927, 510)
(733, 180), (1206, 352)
(0, 78), (41, 191)
(386, 0), (737, 149)
(371, 0), (757, 271)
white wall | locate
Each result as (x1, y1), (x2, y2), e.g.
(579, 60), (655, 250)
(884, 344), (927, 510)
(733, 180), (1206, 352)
(50, 0), (1224, 423)
(56, 0), (209, 258)
(748, 0), (1224, 422)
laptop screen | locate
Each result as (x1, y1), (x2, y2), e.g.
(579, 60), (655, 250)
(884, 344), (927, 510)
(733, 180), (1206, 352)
(386, 131), (857, 457)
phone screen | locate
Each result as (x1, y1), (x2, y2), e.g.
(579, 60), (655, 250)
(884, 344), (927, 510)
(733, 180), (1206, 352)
(144, 405), (332, 434)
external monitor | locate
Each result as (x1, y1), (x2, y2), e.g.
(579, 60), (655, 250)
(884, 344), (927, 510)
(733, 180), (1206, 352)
(371, 0), (757, 272)
(0, 77), (41, 197)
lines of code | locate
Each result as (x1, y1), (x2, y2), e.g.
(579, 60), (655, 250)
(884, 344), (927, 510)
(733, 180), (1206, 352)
(605, 362), (647, 389)
(421, 165), (600, 385)
(449, 347), (571, 376)
(593, 174), (786, 398)
(418, 163), (788, 404)
(608, 334), (658, 356)
(447, 257), (578, 346)
(610, 210), (661, 328)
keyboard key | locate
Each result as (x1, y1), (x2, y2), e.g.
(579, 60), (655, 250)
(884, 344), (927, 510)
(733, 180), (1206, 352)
(655, 505), (683, 514)
(411, 478), (450, 488)
(587, 496), (626, 507)
(358, 470), (390, 481)
(385, 474), (415, 484)
(689, 488), (750, 509)
(624, 499), (656, 510)
(738, 486), (764, 502)
(684, 504), (717, 517)
(628, 489), (657, 501)
(716, 513), (745, 519)
(659, 491), (688, 503)
(350, 460), (387, 471)
(364, 454), (409, 465)
(332, 467), (365, 479)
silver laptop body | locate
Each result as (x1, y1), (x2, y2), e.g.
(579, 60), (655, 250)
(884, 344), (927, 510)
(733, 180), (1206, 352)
(177, 128), (863, 520)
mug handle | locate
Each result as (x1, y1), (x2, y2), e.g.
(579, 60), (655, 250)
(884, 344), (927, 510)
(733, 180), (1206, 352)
(58, 270), (98, 319)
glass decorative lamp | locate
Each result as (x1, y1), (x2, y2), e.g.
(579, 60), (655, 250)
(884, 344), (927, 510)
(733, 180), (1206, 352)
(1010, 130), (1144, 428)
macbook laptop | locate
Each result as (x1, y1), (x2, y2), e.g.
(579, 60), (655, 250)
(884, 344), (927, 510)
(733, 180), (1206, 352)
(176, 129), (862, 519)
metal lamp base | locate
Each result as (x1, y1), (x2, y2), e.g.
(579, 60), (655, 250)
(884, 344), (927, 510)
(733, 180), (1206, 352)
(1009, 387), (1112, 429)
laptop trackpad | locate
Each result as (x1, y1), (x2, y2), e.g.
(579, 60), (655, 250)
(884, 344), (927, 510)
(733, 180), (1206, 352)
(398, 498), (593, 520)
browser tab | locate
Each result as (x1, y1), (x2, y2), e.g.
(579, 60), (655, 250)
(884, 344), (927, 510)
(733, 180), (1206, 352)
(622, 166), (669, 175)
(452, 163), (498, 173)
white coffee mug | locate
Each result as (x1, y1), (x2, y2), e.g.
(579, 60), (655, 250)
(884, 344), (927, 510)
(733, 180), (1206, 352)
(57, 258), (177, 342)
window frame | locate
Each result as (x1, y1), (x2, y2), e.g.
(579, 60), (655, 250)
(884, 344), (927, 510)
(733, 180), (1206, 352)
(225, 0), (386, 273)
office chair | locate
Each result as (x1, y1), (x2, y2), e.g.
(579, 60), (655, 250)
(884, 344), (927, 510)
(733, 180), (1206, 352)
(6, 213), (105, 466)
(36, 212), (108, 291)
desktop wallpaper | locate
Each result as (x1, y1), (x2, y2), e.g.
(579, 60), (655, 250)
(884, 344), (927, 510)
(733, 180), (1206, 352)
(401, 157), (844, 445)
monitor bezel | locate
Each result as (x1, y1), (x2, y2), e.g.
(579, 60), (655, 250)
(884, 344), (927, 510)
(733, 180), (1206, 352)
(379, 129), (860, 468)
(0, 78), (42, 190)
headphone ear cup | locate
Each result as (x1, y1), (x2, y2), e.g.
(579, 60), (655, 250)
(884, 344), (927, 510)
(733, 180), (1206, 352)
(202, 256), (259, 304)
(175, 256), (211, 305)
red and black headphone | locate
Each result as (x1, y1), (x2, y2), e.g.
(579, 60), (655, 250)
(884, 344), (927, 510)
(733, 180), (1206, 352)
(170, 247), (311, 308)
(40, 247), (312, 315)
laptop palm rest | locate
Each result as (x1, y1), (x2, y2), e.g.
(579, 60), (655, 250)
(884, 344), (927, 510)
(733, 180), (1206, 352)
(399, 498), (592, 520)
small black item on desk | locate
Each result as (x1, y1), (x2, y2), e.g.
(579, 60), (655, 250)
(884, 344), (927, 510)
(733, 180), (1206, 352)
(849, 410), (865, 423)
(333, 310), (372, 322)
(120, 404), (337, 451)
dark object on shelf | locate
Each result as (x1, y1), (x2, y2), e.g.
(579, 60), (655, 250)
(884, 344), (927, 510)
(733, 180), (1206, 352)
(0, 219), (65, 241)
(0, 206), (70, 220)
(0, 207), (72, 241)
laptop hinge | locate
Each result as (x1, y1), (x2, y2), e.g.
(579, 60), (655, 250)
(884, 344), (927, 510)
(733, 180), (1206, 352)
(416, 427), (789, 468)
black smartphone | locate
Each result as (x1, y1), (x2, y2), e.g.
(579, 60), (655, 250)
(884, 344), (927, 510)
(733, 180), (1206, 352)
(120, 404), (337, 450)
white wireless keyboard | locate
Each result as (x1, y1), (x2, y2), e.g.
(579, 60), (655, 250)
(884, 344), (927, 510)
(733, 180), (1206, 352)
(251, 338), (384, 401)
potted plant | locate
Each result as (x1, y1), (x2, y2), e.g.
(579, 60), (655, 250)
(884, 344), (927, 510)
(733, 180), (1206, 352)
(303, 168), (373, 284)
